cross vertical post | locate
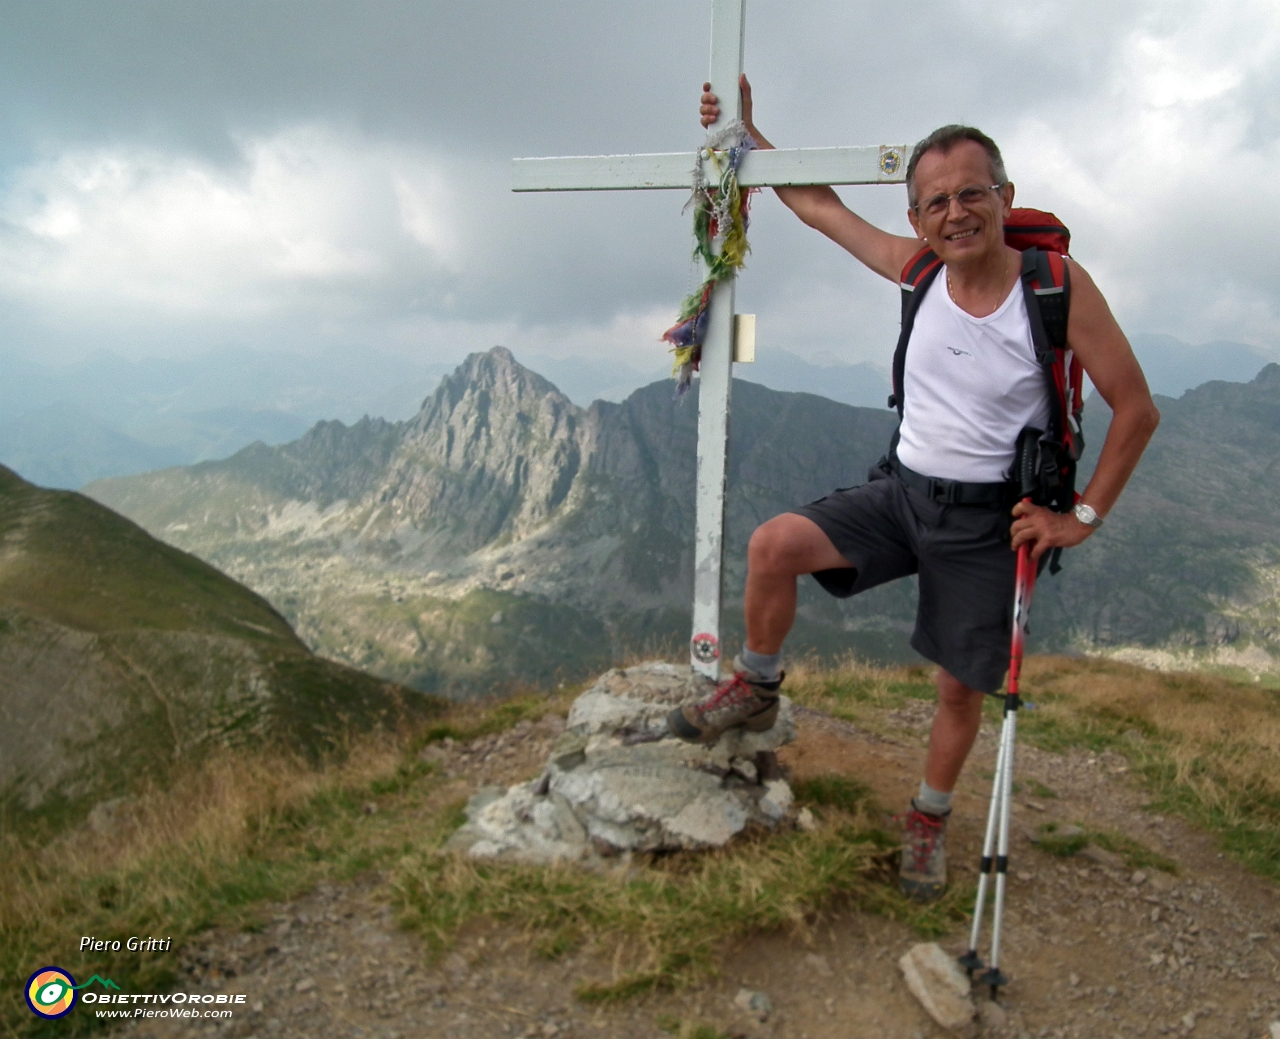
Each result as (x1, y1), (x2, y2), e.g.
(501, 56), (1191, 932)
(688, 0), (746, 677)
(511, 0), (911, 680)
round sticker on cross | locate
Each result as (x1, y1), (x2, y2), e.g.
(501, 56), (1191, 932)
(691, 632), (720, 664)
(879, 147), (903, 177)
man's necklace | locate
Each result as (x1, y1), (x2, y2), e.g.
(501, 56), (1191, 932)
(947, 249), (1011, 317)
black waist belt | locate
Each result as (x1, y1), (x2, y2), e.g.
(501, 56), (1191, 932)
(890, 458), (1009, 506)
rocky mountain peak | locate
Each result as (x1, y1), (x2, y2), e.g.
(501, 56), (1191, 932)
(405, 347), (580, 443)
(370, 348), (589, 553)
(428, 346), (569, 411)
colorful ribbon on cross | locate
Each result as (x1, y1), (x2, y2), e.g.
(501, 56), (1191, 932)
(662, 121), (757, 393)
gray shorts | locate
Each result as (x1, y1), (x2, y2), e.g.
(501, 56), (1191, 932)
(792, 465), (1018, 694)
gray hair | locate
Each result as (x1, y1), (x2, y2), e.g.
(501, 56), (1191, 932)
(905, 125), (1008, 208)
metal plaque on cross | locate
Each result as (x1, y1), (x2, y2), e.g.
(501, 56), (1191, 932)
(513, 0), (912, 677)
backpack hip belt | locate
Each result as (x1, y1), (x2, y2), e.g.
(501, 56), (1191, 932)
(888, 456), (1009, 507)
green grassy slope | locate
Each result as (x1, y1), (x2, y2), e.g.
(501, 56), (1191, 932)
(0, 465), (445, 834)
(0, 464), (301, 645)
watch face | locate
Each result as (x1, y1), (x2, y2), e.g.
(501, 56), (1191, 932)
(1075, 504), (1100, 528)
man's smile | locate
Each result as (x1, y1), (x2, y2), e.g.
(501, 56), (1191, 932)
(945, 228), (979, 241)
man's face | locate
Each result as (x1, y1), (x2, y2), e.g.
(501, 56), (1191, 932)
(907, 140), (1014, 266)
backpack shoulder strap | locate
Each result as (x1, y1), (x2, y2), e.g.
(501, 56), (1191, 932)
(889, 247), (944, 416)
(902, 247), (943, 290)
(1019, 248), (1083, 526)
(1020, 248), (1070, 357)
(1019, 247), (1071, 429)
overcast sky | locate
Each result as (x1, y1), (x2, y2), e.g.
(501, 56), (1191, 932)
(1, 0), (1278, 381)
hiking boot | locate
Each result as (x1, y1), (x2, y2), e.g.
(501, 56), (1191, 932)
(667, 656), (783, 744)
(898, 799), (949, 903)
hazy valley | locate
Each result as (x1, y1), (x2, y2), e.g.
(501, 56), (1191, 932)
(85, 347), (1280, 698)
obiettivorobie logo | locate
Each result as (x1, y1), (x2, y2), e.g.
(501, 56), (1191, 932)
(24, 968), (119, 1019)
(25, 968), (248, 1021)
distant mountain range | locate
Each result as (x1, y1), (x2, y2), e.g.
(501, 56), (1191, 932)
(1125, 333), (1274, 399)
(0, 403), (315, 491)
(4, 333), (1270, 489)
(0, 464), (440, 828)
(87, 347), (1280, 695)
(0, 344), (457, 489)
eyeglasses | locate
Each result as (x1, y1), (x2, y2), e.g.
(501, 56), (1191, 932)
(915, 184), (1005, 217)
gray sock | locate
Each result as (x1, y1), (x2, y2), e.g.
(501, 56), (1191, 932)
(740, 645), (782, 682)
(916, 780), (953, 816)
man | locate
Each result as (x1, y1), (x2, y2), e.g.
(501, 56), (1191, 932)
(668, 76), (1159, 901)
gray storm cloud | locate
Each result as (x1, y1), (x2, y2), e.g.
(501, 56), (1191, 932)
(0, 0), (1276, 368)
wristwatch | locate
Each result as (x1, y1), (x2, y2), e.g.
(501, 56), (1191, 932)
(1073, 502), (1103, 529)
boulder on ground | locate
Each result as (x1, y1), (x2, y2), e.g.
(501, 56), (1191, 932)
(898, 942), (978, 1038)
(446, 662), (797, 863)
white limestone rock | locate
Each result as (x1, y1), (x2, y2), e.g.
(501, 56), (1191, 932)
(758, 779), (794, 823)
(898, 942), (978, 1038)
(445, 785), (589, 863)
(447, 661), (797, 862)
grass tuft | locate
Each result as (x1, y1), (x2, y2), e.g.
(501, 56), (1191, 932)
(1022, 779), (1056, 799)
(392, 799), (928, 999)
(410, 690), (577, 754)
(1089, 831), (1179, 874)
(792, 774), (874, 814)
(1035, 823), (1178, 874)
(782, 656), (936, 731)
(1035, 823), (1089, 858)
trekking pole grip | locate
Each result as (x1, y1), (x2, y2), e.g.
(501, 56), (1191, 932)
(1008, 516), (1036, 701)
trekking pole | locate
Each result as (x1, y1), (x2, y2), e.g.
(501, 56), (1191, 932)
(960, 457), (1040, 998)
(984, 537), (1035, 996)
(957, 693), (1009, 978)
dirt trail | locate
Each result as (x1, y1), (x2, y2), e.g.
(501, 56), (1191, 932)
(122, 704), (1280, 1039)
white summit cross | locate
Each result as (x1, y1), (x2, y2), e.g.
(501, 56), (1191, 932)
(513, 0), (913, 678)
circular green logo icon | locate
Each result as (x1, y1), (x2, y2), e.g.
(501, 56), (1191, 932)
(26, 968), (77, 1019)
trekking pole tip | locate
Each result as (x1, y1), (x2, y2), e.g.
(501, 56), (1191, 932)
(978, 967), (1009, 998)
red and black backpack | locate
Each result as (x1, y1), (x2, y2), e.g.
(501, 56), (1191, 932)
(887, 208), (1084, 516)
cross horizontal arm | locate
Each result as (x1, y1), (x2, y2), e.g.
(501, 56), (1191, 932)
(512, 144), (913, 192)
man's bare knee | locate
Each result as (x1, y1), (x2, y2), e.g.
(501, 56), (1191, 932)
(936, 669), (983, 712)
(748, 514), (849, 576)
(747, 521), (793, 574)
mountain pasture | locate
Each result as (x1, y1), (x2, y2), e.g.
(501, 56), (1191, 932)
(3, 655), (1277, 1038)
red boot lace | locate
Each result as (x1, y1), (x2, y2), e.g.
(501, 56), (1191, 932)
(703, 673), (754, 711)
(902, 808), (946, 872)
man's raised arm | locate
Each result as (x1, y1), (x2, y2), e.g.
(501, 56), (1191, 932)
(702, 75), (921, 283)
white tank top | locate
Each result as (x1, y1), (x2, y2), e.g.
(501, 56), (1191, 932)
(895, 271), (1050, 483)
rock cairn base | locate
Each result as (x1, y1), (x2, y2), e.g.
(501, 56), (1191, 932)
(446, 662), (797, 863)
